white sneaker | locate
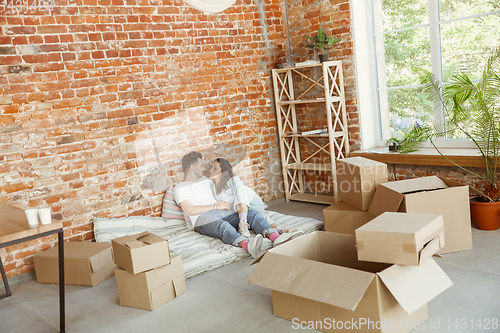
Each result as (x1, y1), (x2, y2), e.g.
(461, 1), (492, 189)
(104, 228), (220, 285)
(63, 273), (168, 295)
(273, 230), (305, 247)
(238, 219), (251, 238)
(247, 234), (264, 259)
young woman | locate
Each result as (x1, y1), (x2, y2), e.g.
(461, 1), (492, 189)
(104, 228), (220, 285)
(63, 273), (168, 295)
(207, 158), (296, 238)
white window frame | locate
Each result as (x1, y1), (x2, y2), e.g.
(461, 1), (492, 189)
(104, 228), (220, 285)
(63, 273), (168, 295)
(352, 0), (500, 150)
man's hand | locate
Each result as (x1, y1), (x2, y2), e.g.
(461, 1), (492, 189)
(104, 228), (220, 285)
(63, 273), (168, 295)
(212, 201), (232, 211)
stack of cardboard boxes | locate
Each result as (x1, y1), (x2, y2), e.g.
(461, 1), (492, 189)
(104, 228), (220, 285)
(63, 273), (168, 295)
(249, 228), (453, 333)
(112, 231), (186, 311)
(324, 157), (473, 255)
(249, 156), (474, 333)
(367, 175), (473, 254)
(249, 212), (453, 333)
(323, 157), (386, 235)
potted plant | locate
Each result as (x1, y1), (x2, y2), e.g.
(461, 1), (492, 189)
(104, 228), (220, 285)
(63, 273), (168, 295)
(305, 28), (341, 63)
(388, 47), (500, 230)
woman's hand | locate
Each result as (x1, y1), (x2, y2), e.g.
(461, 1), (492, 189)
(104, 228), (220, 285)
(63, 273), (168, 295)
(212, 201), (232, 211)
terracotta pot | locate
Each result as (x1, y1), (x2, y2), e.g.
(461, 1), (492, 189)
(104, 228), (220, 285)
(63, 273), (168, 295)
(469, 197), (500, 230)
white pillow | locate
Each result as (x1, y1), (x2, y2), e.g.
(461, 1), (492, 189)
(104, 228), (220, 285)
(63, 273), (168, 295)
(93, 215), (187, 243)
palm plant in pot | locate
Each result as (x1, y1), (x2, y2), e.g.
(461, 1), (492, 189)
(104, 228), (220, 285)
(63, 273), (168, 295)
(389, 47), (500, 230)
(305, 28), (341, 63)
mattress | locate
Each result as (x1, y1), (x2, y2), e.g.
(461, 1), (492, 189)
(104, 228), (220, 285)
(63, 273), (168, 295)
(93, 210), (324, 279)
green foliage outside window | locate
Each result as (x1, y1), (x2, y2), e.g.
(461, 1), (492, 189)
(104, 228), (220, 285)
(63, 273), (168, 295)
(380, 0), (500, 141)
(389, 48), (500, 201)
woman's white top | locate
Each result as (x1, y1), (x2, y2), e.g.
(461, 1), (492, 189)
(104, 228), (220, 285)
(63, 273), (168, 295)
(211, 176), (265, 213)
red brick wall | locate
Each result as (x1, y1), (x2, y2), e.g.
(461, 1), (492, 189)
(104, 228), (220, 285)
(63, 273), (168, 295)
(0, 0), (358, 278)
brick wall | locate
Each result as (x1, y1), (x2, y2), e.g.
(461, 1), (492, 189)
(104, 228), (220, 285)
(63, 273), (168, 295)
(0, 0), (285, 278)
(0, 0), (359, 278)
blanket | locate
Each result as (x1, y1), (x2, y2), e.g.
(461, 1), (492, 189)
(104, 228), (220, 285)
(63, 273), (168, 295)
(93, 210), (323, 279)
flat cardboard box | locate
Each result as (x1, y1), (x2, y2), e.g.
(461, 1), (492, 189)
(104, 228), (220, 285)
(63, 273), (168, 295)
(336, 157), (388, 211)
(368, 176), (472, 254)
(324, 201), (375, 235)
(249, 232), (453, 333)
(33, 242), (116, 286)
(115, 254), (186, 311)
(355, 212), (445, 266)
(112, 231), (170, 274)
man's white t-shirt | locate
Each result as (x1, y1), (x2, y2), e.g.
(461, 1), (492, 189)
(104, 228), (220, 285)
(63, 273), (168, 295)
(173, 178), (217, 228)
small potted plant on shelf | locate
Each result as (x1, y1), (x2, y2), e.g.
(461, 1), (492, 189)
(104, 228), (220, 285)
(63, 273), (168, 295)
(305, 28), (341, 63)
(388, 47), (500, 230)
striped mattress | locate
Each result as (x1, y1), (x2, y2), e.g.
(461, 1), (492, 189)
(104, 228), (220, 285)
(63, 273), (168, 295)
(93, 210), (324, 279)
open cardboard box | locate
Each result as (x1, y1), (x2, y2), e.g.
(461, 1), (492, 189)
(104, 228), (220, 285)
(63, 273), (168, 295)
(115, 254), (186, 311)
(249, 232), (453, 333)
(324, 201), (375, 235)
(368, 176), (472, 254)
(336, 157), (388, 211)
(33, 242), (117, 286)
(112, 231), (170, 274)
(355, 212), (445, 266)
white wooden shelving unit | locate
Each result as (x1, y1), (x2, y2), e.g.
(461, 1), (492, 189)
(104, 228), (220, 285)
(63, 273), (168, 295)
(272, 61), (349, 204)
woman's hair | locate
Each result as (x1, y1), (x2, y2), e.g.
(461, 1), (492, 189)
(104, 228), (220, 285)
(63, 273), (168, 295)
(214, 158), (234, 194)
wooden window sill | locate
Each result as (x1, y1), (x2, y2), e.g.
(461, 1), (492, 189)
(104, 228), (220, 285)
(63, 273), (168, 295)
(351, 147), (486, 168)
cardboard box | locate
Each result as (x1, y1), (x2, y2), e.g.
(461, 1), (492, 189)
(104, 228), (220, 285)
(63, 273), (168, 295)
(112, 231), (170, 274)
(336, 157), (388, 211)
(33, 242), (116, 286)
(323, 201), (375, 235)
(368, 176), (472, 254)
(249, 232), (453, 333)
(355, 212), (445, 266)
(115, 254), (186, 311)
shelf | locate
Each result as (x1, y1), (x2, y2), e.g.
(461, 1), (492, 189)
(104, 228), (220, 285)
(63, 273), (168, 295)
(284, 128), (350, 137)
(285, 131), (329, 137)
(278, 98), (326, 105)
(301, 128), (326, 135)
(274, 60), (342, 73)
(351, 147), (486, 168)
(273, 61), (348, 203)
(278, 97), (343, 105)
(287, 134), (330, 138)
(274, 63), (323, 73)
(288, 192), (336, 205)
(284, 132), (346, 138)
(284, 163), (333, 172)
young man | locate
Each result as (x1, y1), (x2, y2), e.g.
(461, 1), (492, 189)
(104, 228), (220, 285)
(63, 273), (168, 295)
(173, 151), (288, 259)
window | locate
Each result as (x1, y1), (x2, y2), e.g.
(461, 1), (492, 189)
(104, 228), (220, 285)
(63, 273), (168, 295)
(353, 0), (500, 148)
